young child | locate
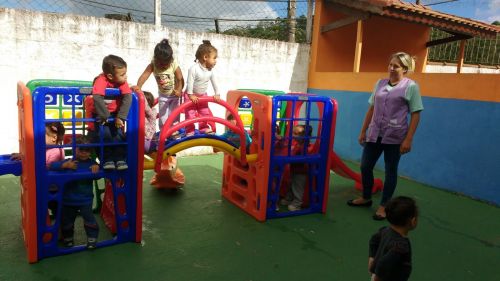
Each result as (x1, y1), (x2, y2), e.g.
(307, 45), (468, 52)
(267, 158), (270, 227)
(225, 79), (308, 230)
(220, 113), (251, 148)
(51, 135), (100, 249)
(279, 125), (312, 211)
(143, 91), (158, 153)
(86, 54), (132, 170)
(184, 40), (220, 136)
(368, 196), (418, 281)
(136, 39), (184, 131)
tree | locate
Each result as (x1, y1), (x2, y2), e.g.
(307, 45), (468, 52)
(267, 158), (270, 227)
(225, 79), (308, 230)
(219, 15), (307, 43)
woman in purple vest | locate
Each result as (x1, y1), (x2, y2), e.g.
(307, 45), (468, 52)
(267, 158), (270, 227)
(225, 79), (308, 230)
(347, 52), (424, 220)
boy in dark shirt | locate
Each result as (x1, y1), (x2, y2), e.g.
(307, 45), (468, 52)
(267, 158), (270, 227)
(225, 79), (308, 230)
(86, 54), (132, 170)
(369, 196), (418, 281)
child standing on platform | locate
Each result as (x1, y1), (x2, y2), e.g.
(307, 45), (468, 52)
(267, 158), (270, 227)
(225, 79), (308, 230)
(143, 91), (158, 153)
(86, 54), (132, 170)
(184, 40), (220, 136)
(136, 39), (184, 131)
(280, 125), (312, 211)
(50, 135), (100, 249)
(368, 196), (418, 281)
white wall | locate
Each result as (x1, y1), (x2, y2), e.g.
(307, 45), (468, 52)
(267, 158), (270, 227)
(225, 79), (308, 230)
(0, 8), (310, 155)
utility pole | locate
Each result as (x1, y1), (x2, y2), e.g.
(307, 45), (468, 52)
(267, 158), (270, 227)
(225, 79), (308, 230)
(288, 0), (296, 43)
(154, 0), (161, 27)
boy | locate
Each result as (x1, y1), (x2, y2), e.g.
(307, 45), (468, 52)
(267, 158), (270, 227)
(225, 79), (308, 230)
(86, 54), (132, 170)
(368, 196), (418, 281)
(220, 113), (252, 148)
(279, 125), (312, 211)
(50, 135), (100, 249)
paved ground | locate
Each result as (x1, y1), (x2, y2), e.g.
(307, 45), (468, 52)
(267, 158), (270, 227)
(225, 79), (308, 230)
(0, 153), (498, 281)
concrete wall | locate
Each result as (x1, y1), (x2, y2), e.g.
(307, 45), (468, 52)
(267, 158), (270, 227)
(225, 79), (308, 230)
(0, 8), (310, 155)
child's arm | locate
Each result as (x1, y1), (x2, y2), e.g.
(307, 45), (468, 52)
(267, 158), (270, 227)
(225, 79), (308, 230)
(50, 159), (77, 171)
(173, 66), (184, 97)
(210, 71), (220, 102)
(368, 228), (382, 273)
(136, 63), (154, 90)
(186, 66), (198, 104)
(116, 93), (132, 129)
(92, 95), (110, 123)
(90, 164), (99, 174)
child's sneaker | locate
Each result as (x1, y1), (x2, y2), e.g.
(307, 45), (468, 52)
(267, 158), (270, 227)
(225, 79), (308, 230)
(116, 161), (128, 170)
(103, 161), (116, 170)
(279, 198), (292, 206)
(288, 204), (301, 212)
(87, 237), (97, 249)
(185, 132), (195, 137)
(63, 238), (74, 247)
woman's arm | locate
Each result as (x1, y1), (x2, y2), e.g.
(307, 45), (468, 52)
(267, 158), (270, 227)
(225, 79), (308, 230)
(358, 105), (374, 145)
(136, 63), (154, 89)
(400, 111), (420, 154)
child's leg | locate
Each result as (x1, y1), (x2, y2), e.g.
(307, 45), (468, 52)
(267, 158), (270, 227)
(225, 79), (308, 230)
(183, 93), (198, 134)
(111, 126), (127, 163)
(290, 173), (307, 208)
(158, 96), (180, 130)
(196, 94), (211, 132)
(61, 205), (78, 243)
(94, 124), (113, 164)
(80, 204), (99, 239)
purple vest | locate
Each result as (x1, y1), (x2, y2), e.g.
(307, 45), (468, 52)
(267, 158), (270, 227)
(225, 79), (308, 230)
(366, 78), (412, 144)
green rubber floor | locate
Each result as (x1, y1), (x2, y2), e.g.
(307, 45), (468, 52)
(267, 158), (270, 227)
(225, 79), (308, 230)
(0, 154), (499, 281)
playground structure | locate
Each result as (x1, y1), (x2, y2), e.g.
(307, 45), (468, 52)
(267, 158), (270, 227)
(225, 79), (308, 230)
(0, 80), (382, 262)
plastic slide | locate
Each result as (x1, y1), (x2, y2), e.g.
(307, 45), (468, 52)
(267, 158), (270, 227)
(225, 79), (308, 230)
(330, 152), (383, 193)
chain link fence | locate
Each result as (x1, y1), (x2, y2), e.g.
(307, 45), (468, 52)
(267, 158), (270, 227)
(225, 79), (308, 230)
(1, 0), (312, 42)
(428, 28), (500, 66)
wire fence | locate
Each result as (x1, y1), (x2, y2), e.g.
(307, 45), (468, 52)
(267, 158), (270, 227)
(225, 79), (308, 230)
(0, 0), (312, 42)
(428, 28), (500, 66)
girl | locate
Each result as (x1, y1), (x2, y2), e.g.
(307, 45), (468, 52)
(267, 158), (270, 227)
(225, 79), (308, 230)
(184, 40), (220, 136)
(143, 91), (158, 153)
(136, 39), (184, 131)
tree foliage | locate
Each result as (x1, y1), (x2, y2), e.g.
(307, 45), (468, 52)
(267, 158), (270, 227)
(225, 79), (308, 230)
(220, 15), (307, 43)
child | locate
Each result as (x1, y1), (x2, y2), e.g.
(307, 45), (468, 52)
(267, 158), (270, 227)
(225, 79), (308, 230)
(51, 135), (100, 249)
(279, 125), (312, 211)
(184, 40), (220, 136)
(136, 39), (184, 131)
(86, 54), (132, 170)
(143, 91), (158, 153)
(220, 113), (251, 148)
(368, 196), (418, 281)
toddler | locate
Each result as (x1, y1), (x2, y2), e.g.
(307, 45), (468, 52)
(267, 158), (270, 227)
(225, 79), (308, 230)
(86, 54), (132, 170)
(220, 113), (251, 148)
(143, 91), (158, 153)
(136, 39), (184, 131)
(369, 196), (418, 281)
(184, 40), (220, 136)
(51, 135), (100, 249)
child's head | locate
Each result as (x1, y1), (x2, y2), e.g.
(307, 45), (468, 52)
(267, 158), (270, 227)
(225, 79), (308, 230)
(45, 122), (65, 145)
(75, 135), (93, 161)
(102, 54), (128, 85)
(143, 91), (155, 108)
(226, 113), (236, 125)
(154, 39), (173, 69)
(385, 196), (418, 230)
(292, 125), (312, 140)
(195, 40), (217, 70)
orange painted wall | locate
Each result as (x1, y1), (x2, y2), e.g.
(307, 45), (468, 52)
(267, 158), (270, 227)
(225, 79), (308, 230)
(309, 1), (499, 102)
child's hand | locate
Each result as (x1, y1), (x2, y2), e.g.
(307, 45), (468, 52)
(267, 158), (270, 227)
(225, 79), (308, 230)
(368, 257), (374, 273)
(62, 160), (78, 170)
(189, 95), (199, 104)
(173, 89), (182, 97)
(131, 85), (142, 93)
(213, 94), (221, 103)
(90, 164), (99, 174)
(10, 153), (21, 161)
(115, 118), (125, 129)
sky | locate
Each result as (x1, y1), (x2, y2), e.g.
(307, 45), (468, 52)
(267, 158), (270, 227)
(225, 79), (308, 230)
(410, 0), (500, 23)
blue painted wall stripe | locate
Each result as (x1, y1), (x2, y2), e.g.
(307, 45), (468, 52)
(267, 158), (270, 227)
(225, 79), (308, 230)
(309, 88), (500, 206)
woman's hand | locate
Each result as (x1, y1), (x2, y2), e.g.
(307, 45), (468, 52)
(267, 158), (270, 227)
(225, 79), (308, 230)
(400, 137), (412, 154)
(358, 131), (366, 146)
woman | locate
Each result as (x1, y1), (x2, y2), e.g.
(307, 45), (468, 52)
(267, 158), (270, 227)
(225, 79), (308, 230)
(347, 52), (423, 220)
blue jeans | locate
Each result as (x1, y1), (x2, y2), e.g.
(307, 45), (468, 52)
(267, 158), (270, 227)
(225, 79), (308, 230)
(361, 138), (401, 206)
(61, 204), (99, 240)
(91, 122), (126, 163)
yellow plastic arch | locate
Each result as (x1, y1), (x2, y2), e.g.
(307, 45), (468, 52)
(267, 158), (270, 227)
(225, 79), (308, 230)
(143, 138), (258, 170)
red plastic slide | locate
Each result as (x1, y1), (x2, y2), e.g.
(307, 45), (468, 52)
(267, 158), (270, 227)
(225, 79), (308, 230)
(330, 152), (383, 193)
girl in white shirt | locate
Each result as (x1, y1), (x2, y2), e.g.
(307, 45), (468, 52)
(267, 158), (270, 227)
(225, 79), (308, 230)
(184, 40), (220, 136)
